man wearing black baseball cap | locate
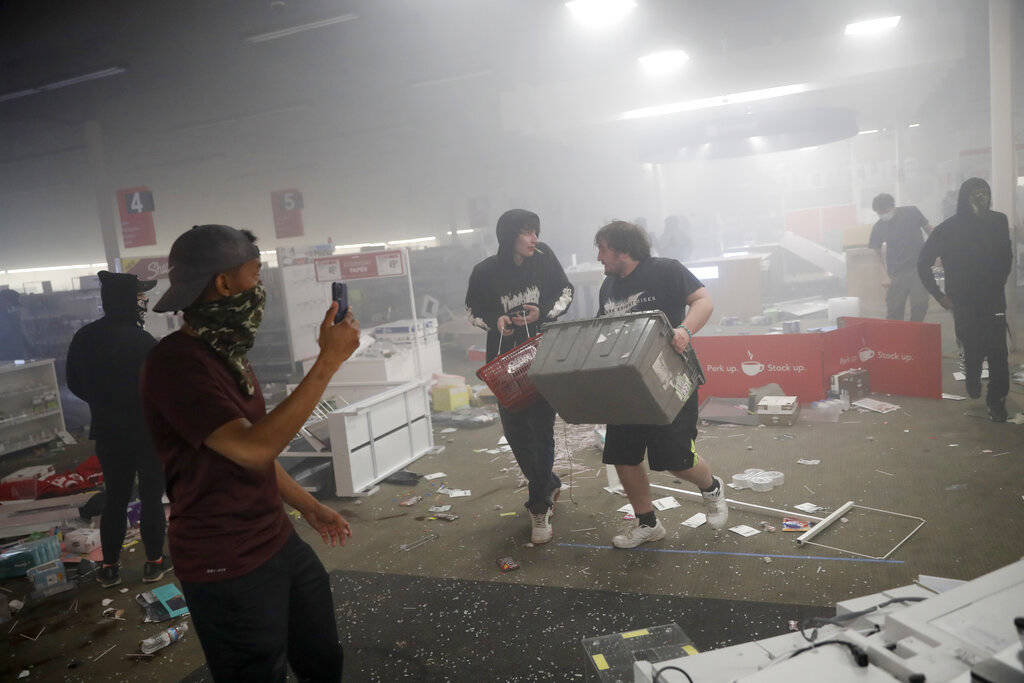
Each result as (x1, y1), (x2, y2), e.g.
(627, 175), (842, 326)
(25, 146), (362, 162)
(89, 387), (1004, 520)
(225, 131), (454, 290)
(67, 270), (167, 587)
(142, 225), (360, 680)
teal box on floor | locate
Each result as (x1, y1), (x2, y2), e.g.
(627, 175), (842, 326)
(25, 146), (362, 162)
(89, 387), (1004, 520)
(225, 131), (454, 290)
(26, 559), (67, 590)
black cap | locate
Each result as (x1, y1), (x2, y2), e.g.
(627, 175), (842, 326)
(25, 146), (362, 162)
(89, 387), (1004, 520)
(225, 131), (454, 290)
(97, 270), (158, 293)
(153, 225), (260, 312)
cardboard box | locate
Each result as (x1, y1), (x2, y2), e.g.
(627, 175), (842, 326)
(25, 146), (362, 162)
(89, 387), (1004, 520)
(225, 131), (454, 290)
(756, 396), (800, 426)
(432, 386), (470, 412)
(26, 559), (66, 590)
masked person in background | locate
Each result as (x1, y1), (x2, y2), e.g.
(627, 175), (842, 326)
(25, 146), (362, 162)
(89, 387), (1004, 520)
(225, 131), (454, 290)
(67, 271), (169, 586)
(918, 178), (1013, 422)
(466, 209), (574, 545)
(869, 193), (932, 322)
(142, 225), (361, 681)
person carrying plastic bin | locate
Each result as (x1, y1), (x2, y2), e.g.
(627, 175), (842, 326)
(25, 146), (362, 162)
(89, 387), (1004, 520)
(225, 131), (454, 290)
(594, 221), (728, 548)
(465, 209), (574, 544)
(141, 225), (361, 681)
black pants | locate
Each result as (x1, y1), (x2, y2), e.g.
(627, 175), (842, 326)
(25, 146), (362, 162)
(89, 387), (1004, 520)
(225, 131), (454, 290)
(181, 532), (343, 682)
(498, 397), (561, 515)
(953, 309), (1009, 406)
(95, 437), (166, 564)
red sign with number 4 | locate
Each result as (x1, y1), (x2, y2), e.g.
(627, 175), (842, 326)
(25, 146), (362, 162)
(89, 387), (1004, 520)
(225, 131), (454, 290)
(118, 186), (157, 249)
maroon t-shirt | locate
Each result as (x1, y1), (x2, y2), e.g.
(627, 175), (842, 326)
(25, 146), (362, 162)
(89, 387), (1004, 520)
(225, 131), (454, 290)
(141, 331), (292, 583)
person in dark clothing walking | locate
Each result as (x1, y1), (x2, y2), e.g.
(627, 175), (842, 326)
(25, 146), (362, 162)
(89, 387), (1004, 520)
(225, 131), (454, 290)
(918, 178), (1013, 422)
(66, 271), (171, 586)
(466, 209), (574, 544)
(869, 193), (932, 322)
(0, 289), (34, 362)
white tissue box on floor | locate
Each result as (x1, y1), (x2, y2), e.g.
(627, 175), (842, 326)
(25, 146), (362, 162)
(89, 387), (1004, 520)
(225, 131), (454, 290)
(756, 396), (800, 426)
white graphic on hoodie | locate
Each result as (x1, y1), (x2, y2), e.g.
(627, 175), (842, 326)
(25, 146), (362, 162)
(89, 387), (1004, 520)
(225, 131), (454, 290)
(500, 286), (540, 314)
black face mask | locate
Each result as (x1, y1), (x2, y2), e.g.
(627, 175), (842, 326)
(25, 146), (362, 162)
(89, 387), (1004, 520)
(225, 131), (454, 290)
(136, 297), (148, 328)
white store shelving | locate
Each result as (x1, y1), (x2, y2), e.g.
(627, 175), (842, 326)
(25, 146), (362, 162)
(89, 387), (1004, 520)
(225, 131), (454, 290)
(0, 360), (67, 457)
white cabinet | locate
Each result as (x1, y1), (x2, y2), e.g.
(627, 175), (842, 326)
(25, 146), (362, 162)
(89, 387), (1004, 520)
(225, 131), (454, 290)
(0, 360), (67, 457)
(281, 381), (434, 497)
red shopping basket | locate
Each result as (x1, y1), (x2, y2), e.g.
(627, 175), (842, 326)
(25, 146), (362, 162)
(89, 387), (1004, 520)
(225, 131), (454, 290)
(475, 334), (543, 411)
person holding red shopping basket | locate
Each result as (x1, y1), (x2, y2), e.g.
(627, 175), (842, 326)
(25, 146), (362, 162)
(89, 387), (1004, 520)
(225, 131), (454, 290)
(466, 209), (574, 544)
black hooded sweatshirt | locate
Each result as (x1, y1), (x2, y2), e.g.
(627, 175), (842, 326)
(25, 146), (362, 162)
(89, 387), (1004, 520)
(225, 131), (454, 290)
(917, 178), (1013, 316)
(67, 273), (157, 442)
(466, 210), (575, 362)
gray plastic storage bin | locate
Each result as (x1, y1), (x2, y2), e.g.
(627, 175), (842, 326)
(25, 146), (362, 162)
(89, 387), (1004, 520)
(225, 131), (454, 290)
(528, 311), (704, 425)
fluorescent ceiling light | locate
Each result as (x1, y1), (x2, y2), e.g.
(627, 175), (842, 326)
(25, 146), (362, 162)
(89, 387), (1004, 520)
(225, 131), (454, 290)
(4, 262), (106, 275)
(908, 122), (920, 128)
(844, 16), (901, 36)
(639, 49), (690, 76)
(619, 82), (812, 120)
(858, 129), (879, 135)
(244, 14), (358, 44)
(566, 0), (636, 29)
(387, 236), (436, 245)
(446, 229), (477, 235)
(334, 242), (387, 252)
(0, 67), (127, 104)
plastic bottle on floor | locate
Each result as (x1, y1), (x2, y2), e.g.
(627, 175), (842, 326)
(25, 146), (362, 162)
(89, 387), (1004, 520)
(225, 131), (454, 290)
(140, 623), (188, 654)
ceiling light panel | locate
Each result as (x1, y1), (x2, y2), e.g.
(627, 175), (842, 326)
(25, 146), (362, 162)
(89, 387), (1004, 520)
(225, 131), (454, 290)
(844, 16), (901, 36)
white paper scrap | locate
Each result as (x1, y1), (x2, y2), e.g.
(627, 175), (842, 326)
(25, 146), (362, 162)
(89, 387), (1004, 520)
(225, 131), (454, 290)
(942, 393), (966, 401)
(603, 485), (626, 496)
(729, 524), (761, 537)
(446, 489), (472, 498)
(797, 459), (821, 465)
(617, 503), (635, 514)
(652, 496), (681, 511)
(423, 472), (447, 480)
(852, 398), (901, 413)
(497, 436), (508, 445)
(440, 428), (457, 434)
(794, 502), (823, 513)
(953, 370), (988, 381)
(428, 505), (452, 513)
(682, 513), (707, 528)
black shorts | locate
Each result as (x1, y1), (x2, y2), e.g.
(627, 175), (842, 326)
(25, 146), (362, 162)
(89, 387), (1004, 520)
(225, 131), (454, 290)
(602, 391), (699, 472)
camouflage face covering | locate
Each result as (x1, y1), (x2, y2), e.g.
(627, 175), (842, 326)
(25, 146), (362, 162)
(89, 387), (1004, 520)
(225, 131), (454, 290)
(183, 283), (266, 396)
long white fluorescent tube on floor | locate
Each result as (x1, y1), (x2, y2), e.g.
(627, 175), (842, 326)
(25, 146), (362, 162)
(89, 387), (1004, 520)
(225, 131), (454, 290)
(244, 14), (358, 43)
(844, 16), (901, 36)
(619, 82), (811, 121)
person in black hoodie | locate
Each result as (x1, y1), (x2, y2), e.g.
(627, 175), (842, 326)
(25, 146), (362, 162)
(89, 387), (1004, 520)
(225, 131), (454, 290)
(466, 209), (574, 544)
(66, 271), (171, 585)
(918, 178), (1013, 422)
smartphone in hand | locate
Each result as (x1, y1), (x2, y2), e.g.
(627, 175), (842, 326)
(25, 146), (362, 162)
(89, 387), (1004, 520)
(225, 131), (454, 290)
(331, 282), (349, 323)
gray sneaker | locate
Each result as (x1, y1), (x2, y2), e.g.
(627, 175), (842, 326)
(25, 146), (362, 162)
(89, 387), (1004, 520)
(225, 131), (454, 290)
(96, 564), (121, 588)
(530, 510), (553, 544)
(612, 520), (666, 548)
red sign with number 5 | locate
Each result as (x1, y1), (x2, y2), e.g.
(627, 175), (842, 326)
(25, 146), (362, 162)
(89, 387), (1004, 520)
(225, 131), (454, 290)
(271, 189), (304, 238)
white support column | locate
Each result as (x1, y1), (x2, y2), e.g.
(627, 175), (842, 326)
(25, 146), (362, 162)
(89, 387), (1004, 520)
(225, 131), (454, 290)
(989, 0), (1017, 220)
(84, 120), (121, 272)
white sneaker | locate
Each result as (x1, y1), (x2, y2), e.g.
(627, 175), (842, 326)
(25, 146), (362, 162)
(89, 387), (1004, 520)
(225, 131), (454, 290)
(612, 519), (666, 548)
(702, 476), (729, 529)
(530, 510), (553, 544)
